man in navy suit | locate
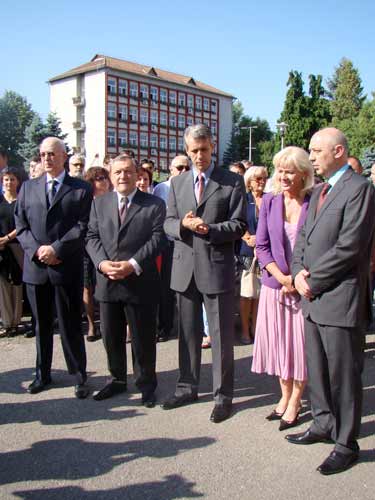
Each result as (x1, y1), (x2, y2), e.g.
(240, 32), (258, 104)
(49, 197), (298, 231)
(15, 137), (92, 398)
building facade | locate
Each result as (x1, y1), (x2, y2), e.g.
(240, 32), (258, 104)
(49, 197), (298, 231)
(49, 54), (233, 170)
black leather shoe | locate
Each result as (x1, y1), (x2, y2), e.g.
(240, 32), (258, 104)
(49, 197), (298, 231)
(286, 429), (332, 445)
(142, 392), (156, 408)
(161, 393), (198, 410)
(93, 381), (127, 401)
(24, 330), (35, 338)
(210, 403), (232, 423)
(317, 450), (359, 475)
(75, 383), (89, 399)
(157, 330), (170, 343)
(27, 377), (52, 394)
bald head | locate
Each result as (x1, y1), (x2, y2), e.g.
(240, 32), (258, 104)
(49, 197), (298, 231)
(40, 137), (67, 178)
(170, 155), (190, 177)
(309, 127), (349, 178)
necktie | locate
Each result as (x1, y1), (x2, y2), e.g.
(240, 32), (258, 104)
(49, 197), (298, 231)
(48, 180), (57, 207)
(316, 183), (330, 215)
(119, 196), (128, 223)
(197, 174), (205, 204)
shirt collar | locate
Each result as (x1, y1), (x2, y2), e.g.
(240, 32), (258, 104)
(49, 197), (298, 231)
(46, 170), (66, 185)
(192, 163), (214, 183)
(115, 187), (137, 204)
(327, 164), (349, 189)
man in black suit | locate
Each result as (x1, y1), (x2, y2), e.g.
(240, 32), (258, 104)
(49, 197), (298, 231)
(162, 124), (247, 422)
(86, 154), (167, 407)
(288, 128), (375, 475)
(15, 137), (92, 398)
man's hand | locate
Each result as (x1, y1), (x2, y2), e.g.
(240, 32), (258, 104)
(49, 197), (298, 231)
(294, 269), (314, 299)
(100, 260), (135, 280)
(182, 211), (209, 235)
(36, 245), (62, 266)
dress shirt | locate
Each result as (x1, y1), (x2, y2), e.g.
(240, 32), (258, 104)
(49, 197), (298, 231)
(326, 164), (350, 193)
(192, 163), (214, 202)
(153, 180), (171, 205)
(46, 170), (66, 195)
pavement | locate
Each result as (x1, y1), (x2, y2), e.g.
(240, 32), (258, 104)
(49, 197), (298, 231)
(0, 327), (375, 500)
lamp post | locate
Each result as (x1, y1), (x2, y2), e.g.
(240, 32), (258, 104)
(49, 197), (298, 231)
(240, 126), (257, 162)
(276, 122), (288, 150)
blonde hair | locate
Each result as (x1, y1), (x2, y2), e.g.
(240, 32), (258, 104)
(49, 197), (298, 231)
(272, 146), (314, 195)
(244, 166), (268, 193)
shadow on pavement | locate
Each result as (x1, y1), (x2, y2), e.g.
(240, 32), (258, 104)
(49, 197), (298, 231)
(14, 474), (203, 500)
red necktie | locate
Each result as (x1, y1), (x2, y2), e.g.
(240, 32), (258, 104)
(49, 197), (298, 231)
(316, 183), (330, 214)
(197, 174), (205, 203)
(119, 196), (128, 223)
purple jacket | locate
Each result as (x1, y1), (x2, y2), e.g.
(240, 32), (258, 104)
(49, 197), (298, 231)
(256, 192), (310, 289)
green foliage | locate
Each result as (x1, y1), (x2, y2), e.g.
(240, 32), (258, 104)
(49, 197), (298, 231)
(362, 146), (375, 172)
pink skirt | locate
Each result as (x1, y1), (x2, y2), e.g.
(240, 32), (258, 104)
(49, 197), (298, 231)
(251, 285), (307, 381)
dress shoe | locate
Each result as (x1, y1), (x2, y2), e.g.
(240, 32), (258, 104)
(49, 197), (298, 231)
(161, 393), (198, 410)
(266, 409), (285, 421)
(142, 392), (156, 408)
(24, 329), (35, 338)
(27, 377), (52, 394)
(279, 414), (300, 431)
(157, 330), (170, 342)
(75, 383), (89, 399)
(286, 429), (332, 445)
(86, 331), (102, 342)
(93, 380), (127, 401)
(317, 450), (359, 475)
(210, 403), (232, 423)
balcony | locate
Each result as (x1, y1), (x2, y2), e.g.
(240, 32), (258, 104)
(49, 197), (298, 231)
(73, 121), (85, 131)
(72, 96), (85, 106)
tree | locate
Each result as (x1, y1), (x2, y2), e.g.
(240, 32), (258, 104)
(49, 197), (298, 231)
(0, 90), (35, 166)
(327, 57), (365, 123)
(362, 146), (375, 173)
(44, 112), (68, 141)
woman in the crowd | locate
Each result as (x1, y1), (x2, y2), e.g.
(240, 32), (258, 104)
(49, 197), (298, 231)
(136, 167), (152, 193)
(0, 167), (24, 337)
(83, 167), (112, 341)
(239, 166), (268, 344)
(252, 147), (314, 431)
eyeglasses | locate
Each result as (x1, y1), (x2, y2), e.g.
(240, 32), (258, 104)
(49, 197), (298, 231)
(72, 163), (84, 167)
(252, 177), (267, 182)
(95, 176), (108, 181)
(175, 165), (190, 171)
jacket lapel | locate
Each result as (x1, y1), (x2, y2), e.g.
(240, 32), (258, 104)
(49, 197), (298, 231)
(36, 174), (48, 209)
(119, 189), (142, 232)
(197, 168), (220, 208)
(49, 174), (73, 209)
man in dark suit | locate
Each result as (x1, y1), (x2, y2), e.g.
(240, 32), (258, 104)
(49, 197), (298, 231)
(288, 128), (375, 475)
(86, 154), (167, 407)
(161, 124), (247, 422)
(15, 137), (92, 398)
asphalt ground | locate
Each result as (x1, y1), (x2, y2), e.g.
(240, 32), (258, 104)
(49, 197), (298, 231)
(0, 326), (374, 500)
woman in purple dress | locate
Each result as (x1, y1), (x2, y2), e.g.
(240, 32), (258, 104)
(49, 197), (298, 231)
(251, 147), (314, 431)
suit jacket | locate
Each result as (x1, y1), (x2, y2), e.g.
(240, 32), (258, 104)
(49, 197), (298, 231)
(292, 168), (375, 327)
(14, 174), (92, 285)
(164, 166), (247, 294)
(86, 189), (167, 304)
(256, 192), (310, 289)
(238, 191), (260, 258)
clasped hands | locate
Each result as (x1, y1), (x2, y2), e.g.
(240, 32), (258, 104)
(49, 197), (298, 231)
(100, 260), (134, 280)
(294, 269), (314, 299)
(36, 245), (62, 266)
(182, 211), (209, 235)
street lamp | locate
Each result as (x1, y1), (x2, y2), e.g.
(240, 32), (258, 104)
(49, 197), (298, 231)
(276, 122), (288, 150)
(240, 126), (257, 162)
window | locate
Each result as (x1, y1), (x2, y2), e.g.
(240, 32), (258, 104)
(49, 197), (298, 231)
(140, 84), (148, 100)
(211, 100), (217, 113)
(169, 136), (176, 151)
(140, 133), (148, 148)
(150, 86), (158, 102)
(118, 105), (127, 122)
(129, 131), (137, 146)
(178, 115), (185, 129)
(169, 114), (176, 128)
(160, 112), (167, 127)
(107, 128), (116, 146)
(159, 158), (167, 170)
(107, 102), (116, 120)
(107, 78), (116, 95)
(119, 130), (127, 147)
(160, 136), (167, 151)
(140, 109), (148, 125)
(187, 116), (193, 126)
(211, 121), (217, 135)
(130, 82), (138, 98)
(178, 137), (184, 151)
(119, 80), (127, 96)
(178, 93), (186, 107)
(129, 107), (138, 123)
(169, 91), (177, 106)
(150, 110), (158, 125)
(160, 89), (167, 104)
(150, 135), (158, 148)
(203, 118), (210, 126)
(187, 95), (194, 108)
(203, 98), (209, 111)
(196, 96), (202, 110)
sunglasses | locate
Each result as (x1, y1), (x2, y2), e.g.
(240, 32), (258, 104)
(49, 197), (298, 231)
(95, 176), (108, 181)
(253, 177), (267, 182)
(175, 165), (190, 171)
(72, 163), (84, 167)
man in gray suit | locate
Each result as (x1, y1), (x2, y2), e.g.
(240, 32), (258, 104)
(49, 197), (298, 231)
(287, 128), (375, 475)
(161, 124), (247, 422)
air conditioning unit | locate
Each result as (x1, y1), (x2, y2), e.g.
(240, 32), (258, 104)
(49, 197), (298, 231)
(151, 149), (157, 155)
(73, 121), (85, 131)
(151, 124), (158, 132)
(72, 96), (85, 106)
(188, 107), (193, 114)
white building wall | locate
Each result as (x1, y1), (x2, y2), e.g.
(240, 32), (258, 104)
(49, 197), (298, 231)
(50, 77), (78, 152)
(84, 71), (106, 166)
(218, 97), (233, 165)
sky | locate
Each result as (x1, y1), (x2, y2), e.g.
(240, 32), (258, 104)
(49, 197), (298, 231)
(2, 0), (375, 132)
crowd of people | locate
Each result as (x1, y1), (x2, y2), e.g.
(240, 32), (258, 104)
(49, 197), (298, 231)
(0, 123), (375, 476)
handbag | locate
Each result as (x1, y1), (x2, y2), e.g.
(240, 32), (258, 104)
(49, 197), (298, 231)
(247, 255), (261, 299)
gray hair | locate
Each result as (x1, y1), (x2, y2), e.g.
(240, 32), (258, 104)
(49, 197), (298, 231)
(244, 166), (268, 193)
(69, 153), (85, 165)
(184, 124), (213, 149)
(111, 154), (138, 171)
(40, 137), (67, 153)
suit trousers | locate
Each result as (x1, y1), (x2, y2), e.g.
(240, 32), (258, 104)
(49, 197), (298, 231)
(157, 241), (175, 336)
(100, 301), (157, 395)
(176, 277), (234, 404)
(305, 317), (364, 454)
(26, 281), (87, 384)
